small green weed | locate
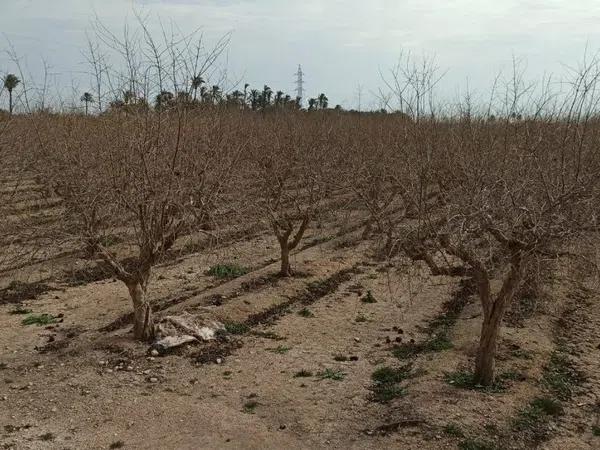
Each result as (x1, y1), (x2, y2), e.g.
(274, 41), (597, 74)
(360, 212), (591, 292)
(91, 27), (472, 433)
(21, 314), (56, 326)
(370, 365), (411, 403)
(443, 423), (465, 438)
(298, 307), (314, 318)
(224, 322), (249, 335)
(207, 264), (248, 279)
(513, 397), (563, 431)
(294, 370), (313, 378)
(542, 352), (583, 401)
(243, 400), (259, 414)
(361, 290), (377, 303)
(318, 368), (345, 381)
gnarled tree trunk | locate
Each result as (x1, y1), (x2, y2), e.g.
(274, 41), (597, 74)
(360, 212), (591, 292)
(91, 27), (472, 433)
(279, 240), (292, 277)
(473, 251), (524, 385)
(127, 278), (154, 341)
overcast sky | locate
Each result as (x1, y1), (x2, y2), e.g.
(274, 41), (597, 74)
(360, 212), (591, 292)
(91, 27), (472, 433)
(1, 0), (600, 109)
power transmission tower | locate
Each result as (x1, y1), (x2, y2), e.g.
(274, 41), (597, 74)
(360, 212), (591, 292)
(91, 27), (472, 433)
(294, 65), (304, 105)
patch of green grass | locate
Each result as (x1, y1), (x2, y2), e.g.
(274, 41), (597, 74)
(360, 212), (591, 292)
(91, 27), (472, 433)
(294, 370), (313, 378)
(542, 351), (584, 401)
(267, 345), (291, 354)
(9, 307), (32, 315)
(361, 290), (377, 303)
(243, 400), (259, 414)
(444, 369), (523, 393)
(370, 365), (411, 403)
(318, 368), (345, 381)
(372, 366), (412, 385)
(592, 425), (600, 436)
(298, 307), (314, 318)
(443, 423), (465, 438)
(224, 322), (249, 335)
(458, 438), (497, 450)
(371, 383), (406, 403)
(206, 264), (248, 279)
(393, 333), (453, 360)
(513, 397), (563, 432)
(21, 314), (56, 326)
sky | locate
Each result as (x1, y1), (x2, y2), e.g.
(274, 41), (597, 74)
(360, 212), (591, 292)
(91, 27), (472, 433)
(1, 0), (600, 110)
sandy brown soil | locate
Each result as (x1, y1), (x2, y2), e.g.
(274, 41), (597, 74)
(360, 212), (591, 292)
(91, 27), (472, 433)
(1, 178), (600, 450)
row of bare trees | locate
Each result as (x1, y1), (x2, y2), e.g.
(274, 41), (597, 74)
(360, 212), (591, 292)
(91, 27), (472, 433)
(4, 19), (600, 387)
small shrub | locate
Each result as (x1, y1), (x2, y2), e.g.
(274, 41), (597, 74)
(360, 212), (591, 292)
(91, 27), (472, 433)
(513, 397), (563, 431)
(207, 264), (248, 279)
(592, 425), (600, 436)
(318, 368), (345, 381)
(361, 290), (377, 303)
(243, 400), (259, 413)
(298, 307), (314, 318)
(371, 383), (406, 403)
(39, 432), (55, 441)
(370, 365), (411, 403)
(333, 355), (348, 362)
(372, 366), (411, 385)
(224, 322), (249, 335)
(543, 352), (584, 401)
(294, 370), (313, 378)
(9, 307), (32, 315)
(443, 423), (465, 438)
(109, 441), (125, 449)
(355, 314), (367, 323)
(22, 314), (56, 326)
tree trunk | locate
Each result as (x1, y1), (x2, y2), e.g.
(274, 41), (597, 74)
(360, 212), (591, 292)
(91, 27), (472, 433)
(127, 281), (154, 341)
(473, 311), (502, 385)
(279, 241), (292, 277)
(8, 90), (13, 115)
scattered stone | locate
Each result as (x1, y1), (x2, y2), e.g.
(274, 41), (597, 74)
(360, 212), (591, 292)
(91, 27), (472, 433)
(150, 349), (159, 357)
(354, 337), (361, 343)
(149, 377), (159, 383)
(216, 358), (223, 364)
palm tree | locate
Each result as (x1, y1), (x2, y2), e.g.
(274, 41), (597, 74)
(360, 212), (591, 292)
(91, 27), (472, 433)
(261, 85), (273, 108)
(191, 75), (204, 101)
(250, 89), (260, 111)
(211, 85), (221, 104)
(80, 92), (94, 115)
(317, 93), (329, 109)
(274, 91), (284, 107)
(3, 74), (20, 115)
(155, 90), (174, 111)
(123, 90), (135, 105)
